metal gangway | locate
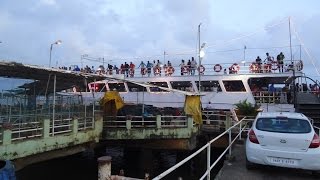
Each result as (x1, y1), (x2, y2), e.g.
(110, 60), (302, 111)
(153, 116), (320, 180)
(152, 116), (254, 180)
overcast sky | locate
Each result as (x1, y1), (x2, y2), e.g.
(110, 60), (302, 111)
(0, 0), (319, 82)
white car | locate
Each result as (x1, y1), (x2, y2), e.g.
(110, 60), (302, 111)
(246, 112), (320, 173)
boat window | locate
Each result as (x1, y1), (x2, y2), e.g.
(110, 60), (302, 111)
(223, 80), (246, 92)
(89, 83), (106, 92)
(170, 81), (194, 91)
(149, 82), (169, 92)
(108, 83), (126, 92)
(195, 81), (221, 92)
(127, 82), (147, 92)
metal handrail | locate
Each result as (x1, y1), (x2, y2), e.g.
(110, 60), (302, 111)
(104, 115), (189, 129)
(81, 59), (302, 77)
(153, 117), (254, 180)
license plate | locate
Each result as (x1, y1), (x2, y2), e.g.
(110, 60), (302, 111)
(269, 157), (297, 165)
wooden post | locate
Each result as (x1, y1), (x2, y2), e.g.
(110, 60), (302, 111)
(98, 156), (112, 180)
(42, 119), (50, 138)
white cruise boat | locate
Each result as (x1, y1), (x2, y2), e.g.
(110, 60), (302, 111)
(81, 60), (309, 113)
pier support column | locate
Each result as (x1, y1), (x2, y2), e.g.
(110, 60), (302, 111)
(187, 116), (193, 128)
(2, 129), (12, 145)
(156, 115), (161, 129)
(42, 119), (50, 138)
(72, 119), (78, 135)
(126, 119), (131, 130)
(98, 156), (112, 180)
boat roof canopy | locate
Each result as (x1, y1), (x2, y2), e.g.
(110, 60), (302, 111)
(0, 61), (105, 95)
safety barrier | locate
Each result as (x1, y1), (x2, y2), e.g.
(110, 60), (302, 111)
(0, 111), (95, 144)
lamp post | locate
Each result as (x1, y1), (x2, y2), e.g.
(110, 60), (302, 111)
(49, 40), (62, 67)
(198, 43), (206, 93)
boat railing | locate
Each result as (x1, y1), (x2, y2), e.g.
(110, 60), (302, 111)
(153, 116), (255, 180)
(103, 115), (189, 129)
(253, 91), (288, 104)
(77, 59), (302, 78)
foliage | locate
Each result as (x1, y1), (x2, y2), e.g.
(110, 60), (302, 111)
(234, 99), (260, 116)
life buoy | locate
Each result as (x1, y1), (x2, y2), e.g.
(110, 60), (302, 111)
(155, 67), (160, 74)
(141, 68), (146, 75)
(214, 64), (222, 72)
(271, 61), (278, 70)
(249, 63), (258, 73)
(182, 66), (188, 73)
(197, 65), (205, 73)
(231, 63), (240, 72)
(168, 66), (174, 75)
(297, 60), (303, 71)
(129, 68), (135, 76)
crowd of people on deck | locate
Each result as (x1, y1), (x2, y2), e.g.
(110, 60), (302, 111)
(57, 52), (303, 77)
(250, 52), (302, 73)
(58, 56), (201, 77)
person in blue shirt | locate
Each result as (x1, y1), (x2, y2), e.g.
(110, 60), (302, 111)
(268, 84), (276, 94)
(146, 61), (153, 77)
(138, 61), (146, 76)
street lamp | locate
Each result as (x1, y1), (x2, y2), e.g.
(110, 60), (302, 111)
(49, 40), (62, 67)
(198, 42), (206, 93)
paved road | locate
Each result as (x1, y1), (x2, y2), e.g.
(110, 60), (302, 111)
(215, 143), (318, 180)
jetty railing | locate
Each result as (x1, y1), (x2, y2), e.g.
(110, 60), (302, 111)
(103, 115), (188, 129)
(0, 109), (95, 144)
(153, 116), (254, 180)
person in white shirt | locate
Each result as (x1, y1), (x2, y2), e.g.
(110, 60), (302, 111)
(190, 57), (197, 75)
(179, 59), (185, 75)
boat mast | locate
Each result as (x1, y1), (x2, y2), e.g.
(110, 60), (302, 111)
(289, 17), (296, 108)
(198, 23), (202, 92)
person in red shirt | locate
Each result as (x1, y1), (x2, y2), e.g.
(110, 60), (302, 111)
(120, 64), (125, 74)
(129, 62), (135, 77)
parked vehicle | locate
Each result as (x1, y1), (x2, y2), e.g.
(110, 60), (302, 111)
(246, 112), (320, 174)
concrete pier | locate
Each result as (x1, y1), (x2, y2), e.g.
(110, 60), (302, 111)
(98, 156), (112, 180)
(215, 143), (317, 180)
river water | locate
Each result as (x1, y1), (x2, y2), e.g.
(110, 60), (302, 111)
(16, 146), (225, 180)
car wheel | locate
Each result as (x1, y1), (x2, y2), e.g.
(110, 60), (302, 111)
(246, 158), (255, 170)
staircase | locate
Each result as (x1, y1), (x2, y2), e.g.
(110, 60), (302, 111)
(295, 92), (320, 124)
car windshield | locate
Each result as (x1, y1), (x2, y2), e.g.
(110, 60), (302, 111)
(256, 117), (311, 133)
